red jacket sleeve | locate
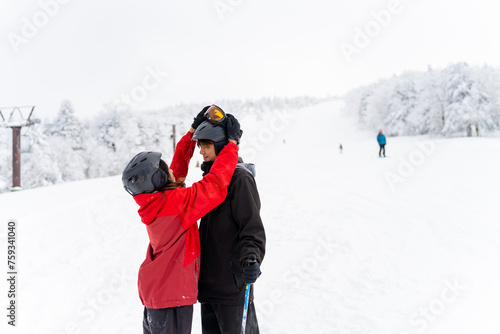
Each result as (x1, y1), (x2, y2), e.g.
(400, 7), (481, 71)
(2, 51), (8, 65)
(172, 142), (239, 230)
(170, 131), (197, 180)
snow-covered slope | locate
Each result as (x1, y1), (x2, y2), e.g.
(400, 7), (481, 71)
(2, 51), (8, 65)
(1, 101), (500, 333)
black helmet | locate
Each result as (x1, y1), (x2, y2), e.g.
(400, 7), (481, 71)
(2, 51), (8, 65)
(192, 120), (227, 143)
(192, 120), (229, 155)
(122, 151), (169, 196)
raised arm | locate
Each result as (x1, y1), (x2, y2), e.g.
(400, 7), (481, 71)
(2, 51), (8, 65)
(173, 141), (239, 229)
(169, 129), (197, 180)
(169, 106), (212, 179)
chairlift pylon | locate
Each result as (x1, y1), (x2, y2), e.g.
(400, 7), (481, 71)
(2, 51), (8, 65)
(0, 106), (38, 190)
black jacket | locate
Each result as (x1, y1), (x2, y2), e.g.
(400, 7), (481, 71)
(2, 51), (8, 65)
(198, 162), (266, 305)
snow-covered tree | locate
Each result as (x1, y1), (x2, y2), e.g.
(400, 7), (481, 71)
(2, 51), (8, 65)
(472, 64), (500, 133)
(343, 62), (500, 137)
(384, 75), (418, 136)
(45, 100), (84, 149)
(42, 100), (86, 181)
(442, 63), (492, 136)
(416, 67), (447, 134)
(358, 89), (372, 126)
(21, 125), (62, 188)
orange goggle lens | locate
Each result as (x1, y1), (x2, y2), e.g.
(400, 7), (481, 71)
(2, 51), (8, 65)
(205, 105), (226, 124)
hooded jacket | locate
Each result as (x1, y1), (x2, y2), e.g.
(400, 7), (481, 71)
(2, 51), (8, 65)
(377, 133), (386, 145)
(198, 158), (266, 305)
(133, 131), (238, 309)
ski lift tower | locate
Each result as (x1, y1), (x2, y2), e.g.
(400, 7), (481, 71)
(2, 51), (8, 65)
(0, 106), (39, 190)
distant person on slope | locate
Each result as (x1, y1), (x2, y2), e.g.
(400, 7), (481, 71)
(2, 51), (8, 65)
(122, 108), (241, 334)
(193, 105), (266, 334)
(377, 130), (386, 158)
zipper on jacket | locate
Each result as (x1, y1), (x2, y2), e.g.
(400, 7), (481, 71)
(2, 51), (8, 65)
(230, 261), (241, 291)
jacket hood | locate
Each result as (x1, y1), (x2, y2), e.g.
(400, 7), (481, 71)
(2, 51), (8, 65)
(236, 157), (256, 178)
(133, 192), (165, 225)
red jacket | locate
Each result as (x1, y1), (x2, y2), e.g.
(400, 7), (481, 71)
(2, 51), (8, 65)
(133, 131), (238, 309)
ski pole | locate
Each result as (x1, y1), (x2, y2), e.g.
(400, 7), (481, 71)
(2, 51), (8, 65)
(241, 283), (251, 334)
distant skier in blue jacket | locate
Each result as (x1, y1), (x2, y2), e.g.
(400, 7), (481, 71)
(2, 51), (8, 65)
(377, 130), (386, 157)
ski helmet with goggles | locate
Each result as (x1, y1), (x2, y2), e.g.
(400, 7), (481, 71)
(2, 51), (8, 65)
(192, 120), (228, 145)
(122, 151), (169, 196)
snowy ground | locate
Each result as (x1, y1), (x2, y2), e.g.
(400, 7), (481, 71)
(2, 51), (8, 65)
(1, 100), (500, 333)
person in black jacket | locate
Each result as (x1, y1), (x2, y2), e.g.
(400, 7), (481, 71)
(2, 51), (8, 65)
(192, 105), (266, 334)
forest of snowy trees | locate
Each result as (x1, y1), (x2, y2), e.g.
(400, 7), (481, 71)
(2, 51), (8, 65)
(3, 62), (498, 192)
(344, 62), (500, 137)
(0, 96), (327, 192)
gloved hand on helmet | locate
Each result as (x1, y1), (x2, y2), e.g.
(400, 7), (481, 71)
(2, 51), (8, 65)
(191, 106), (210, 130)
(225, 114), (243, 144)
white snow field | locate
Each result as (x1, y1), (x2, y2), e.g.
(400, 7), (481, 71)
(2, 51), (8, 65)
(1, 100), (500, 333)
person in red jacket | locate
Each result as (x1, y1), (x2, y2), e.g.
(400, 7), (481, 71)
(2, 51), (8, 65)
(122, 110), (242, 334)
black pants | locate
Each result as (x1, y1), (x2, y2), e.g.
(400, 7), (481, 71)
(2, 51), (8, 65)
(201, 302), (260, 334)
(379, 144), (386, 157)
(143, 305), (193, 334)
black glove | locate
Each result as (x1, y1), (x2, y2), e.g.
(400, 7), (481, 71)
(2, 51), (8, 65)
(243, 255), (261, 284)
(191, 106), (210, 129)
(225, 114), (243, 144)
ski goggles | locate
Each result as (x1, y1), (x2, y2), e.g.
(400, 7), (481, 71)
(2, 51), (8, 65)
(205, 105), (226, 124)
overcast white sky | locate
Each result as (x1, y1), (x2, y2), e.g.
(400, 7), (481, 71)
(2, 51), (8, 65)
(1, 0), (500, 120)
